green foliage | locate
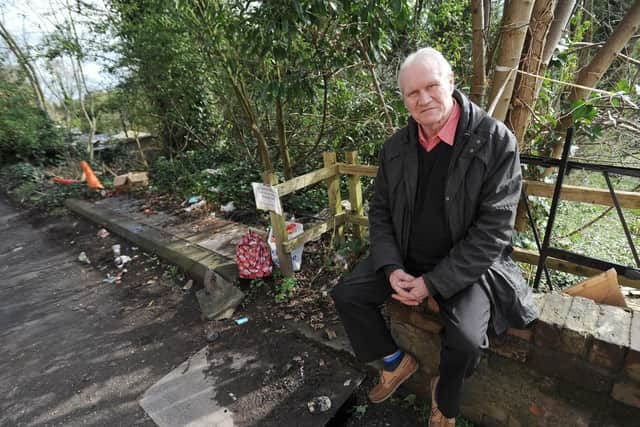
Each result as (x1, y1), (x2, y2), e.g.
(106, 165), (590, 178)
(285, 185), (328, 214)
(0, 70), (64, 165)
(350, 403), (368, 418)
(0, 162), (88, 208)
(250, 278), (266, 288)
(275, 276), (297, 303)
(2, 162), (45, 185)
(149, 148), (260, 209)
(164, 264), (182, 280)
(104, 0), (471, 173)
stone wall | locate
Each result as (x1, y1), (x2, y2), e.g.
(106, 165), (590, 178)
(387, 292), (640, 426)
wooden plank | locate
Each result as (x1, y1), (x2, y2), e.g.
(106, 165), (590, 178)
(346, 214), (369, 226)
(512, 247), (640, 289)
(523, 180), (640, 209)
(330, 217), (640, 289)
(275, 165), (338, 197)
(282, 214), (347, 252)
(263, 172), (293, 276)
(563, 269), (627, 307)
(278, 165), (640, 209)
(324, 152), (344, 244)
(337, 163), (378, 177)
(345, 151), (365, 241)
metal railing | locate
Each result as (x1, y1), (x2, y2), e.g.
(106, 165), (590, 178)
(265, 148), (640, 290)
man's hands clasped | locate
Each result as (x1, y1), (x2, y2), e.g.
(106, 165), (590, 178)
(389, 269), (430, 306)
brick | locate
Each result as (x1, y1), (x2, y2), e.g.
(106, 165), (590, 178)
(562, 296), (598, 358)
(506, 415), (524, 427)
(533, 292), (548, 313)
(611, 379), (640, 409)
(389, 319), (440, 376)
(529, 395), (593, 427)
(482, 402), (509, 424)
(624, 311), (640, 381)
(534, 292), (572, 349)
(490, 333), (530, 363)
(588, 305), (631, 370)
(530, 345), (614, 392)
(387, 301), (442, 335)
(507, 327), (533, 342)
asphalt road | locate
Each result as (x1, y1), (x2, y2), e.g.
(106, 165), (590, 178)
(0, 197), (202, 427)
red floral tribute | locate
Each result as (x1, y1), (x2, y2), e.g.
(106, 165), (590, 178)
(236, 230), (272, 279)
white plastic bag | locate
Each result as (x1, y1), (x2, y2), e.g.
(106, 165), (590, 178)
(268, 222), (304, 271)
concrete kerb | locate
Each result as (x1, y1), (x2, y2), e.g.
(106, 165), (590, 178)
(65, 198), (244, 319)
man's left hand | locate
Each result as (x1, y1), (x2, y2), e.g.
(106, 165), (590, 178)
(393, 276), (430, 306)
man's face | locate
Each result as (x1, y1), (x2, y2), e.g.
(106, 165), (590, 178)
(400, 60), (454, 135)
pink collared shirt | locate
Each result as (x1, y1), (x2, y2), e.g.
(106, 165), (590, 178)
(417, 98), (461, 152)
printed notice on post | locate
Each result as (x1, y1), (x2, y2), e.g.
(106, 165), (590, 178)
(252, 183), (283, 215)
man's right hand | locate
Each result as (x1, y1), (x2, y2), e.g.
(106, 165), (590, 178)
(389, 269), (420, 306)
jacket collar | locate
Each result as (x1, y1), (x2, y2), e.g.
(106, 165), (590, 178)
(400, 89), (488, 213)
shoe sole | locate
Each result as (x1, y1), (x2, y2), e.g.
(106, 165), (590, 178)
(368, 360), (419, 404)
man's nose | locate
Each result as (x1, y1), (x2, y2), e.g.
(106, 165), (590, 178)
(417, 90), (432, 104)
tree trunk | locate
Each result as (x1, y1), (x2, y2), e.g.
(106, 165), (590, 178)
(470, 0), (487, 106)
(578, 0), (594, 69)
(508, 0), (575, 147)
(487, 0), (535, 122)
(511, 0), (576, 231)
(275, 95), (293, 180)
(542, 1), (576, 64)
(507, 0), (557, 147)
(550, 0), (640, 160)
(0, 22), (47, 114)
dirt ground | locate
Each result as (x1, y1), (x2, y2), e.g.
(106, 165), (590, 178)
(1, 192), (428, 426)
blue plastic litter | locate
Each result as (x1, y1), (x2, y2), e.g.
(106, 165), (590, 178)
(235, 317), (249, 325)
(188, 196), (200, 204)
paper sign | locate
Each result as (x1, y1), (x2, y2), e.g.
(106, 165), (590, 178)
(252, 183), (283, 215)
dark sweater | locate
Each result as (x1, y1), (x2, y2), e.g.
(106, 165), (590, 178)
(404, 141), (453, 276)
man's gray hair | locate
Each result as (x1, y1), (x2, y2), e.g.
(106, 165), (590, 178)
(397, 47), (453, 94)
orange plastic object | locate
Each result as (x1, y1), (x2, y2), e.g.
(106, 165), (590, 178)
(52, 176), (80, 185)
(79, 161), (105, 190)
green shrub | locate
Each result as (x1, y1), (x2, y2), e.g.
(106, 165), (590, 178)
(0, 79), (64, 165)
(149, 149), (261, 209)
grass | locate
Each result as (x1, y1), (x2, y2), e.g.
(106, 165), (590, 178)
(521, 168), (639, 289)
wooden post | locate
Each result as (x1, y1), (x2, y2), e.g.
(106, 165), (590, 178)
(345, 151), (365, 243)
(323, 152), (344, 244)
(262, 171), (294, 277)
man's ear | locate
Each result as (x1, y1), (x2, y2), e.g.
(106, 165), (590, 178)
(448, 73), (455, 93)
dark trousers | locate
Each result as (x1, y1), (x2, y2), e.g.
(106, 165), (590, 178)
(331, 257), (491, 418)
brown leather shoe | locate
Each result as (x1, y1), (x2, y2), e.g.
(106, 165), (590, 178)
(429, 376), (455, 426)
(367, 353), (418, 403)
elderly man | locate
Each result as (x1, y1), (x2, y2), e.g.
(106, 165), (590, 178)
(331, 47), (537, 426)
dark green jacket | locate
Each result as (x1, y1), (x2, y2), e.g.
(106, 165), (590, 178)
(369, 90), (537, 333)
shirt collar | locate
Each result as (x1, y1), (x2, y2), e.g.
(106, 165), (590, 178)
(417, 98), (460, 152)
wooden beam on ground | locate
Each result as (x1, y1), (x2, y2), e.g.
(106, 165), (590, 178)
(523, 180), (640, 209)
(275, 165), (338, 197)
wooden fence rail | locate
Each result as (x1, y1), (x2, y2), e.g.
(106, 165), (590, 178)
(267, 151), (640, 288)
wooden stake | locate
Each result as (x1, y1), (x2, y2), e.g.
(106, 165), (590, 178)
(263, 172), (293, 277)
(345, 151), (364, 243)
(323, 152), (343, 244)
